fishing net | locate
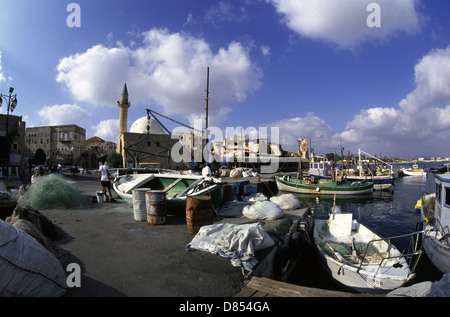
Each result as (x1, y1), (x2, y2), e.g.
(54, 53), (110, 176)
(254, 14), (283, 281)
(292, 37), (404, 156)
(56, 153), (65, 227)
(18, 174), (85, 209)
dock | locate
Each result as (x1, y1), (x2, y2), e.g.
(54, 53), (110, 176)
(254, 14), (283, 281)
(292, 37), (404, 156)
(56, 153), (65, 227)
(2, 172), (321, 297)
(235, 276), (383, 297)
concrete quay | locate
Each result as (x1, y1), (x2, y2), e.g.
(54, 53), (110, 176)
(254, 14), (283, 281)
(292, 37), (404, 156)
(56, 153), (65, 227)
(35, 173), (310, 297)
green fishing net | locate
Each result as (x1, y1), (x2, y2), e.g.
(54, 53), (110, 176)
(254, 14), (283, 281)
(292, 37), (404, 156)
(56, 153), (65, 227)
(18, 174), (85, 209)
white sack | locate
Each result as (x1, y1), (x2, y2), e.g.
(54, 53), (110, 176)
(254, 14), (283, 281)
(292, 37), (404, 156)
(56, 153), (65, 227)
(243, 200), (285, 220)
(0, 220), (67, 297)
(270, 194), (302, 210)
(186, 223), (275, 271)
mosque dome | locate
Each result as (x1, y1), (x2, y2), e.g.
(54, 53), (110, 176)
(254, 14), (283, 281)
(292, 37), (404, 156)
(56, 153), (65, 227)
(129, 116), (169, 135)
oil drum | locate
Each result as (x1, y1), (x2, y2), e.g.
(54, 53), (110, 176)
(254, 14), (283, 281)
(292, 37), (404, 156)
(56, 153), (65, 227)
(145, 190), (167, 225)
(185, 195), (214, 234)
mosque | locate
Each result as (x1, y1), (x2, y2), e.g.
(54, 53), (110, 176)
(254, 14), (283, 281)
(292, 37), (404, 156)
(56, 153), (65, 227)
(115, 84), (187, 169)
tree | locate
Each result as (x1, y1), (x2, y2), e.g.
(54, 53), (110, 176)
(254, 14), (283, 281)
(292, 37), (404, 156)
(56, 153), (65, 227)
(107, 152), (123, 168)
(34, 148), (46, 165)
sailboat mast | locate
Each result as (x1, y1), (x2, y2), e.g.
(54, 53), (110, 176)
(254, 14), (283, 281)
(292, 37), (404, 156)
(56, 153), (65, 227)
(205, 66), (210, 132)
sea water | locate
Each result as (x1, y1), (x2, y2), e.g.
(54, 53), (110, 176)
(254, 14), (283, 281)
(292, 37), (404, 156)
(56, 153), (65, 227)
(285, 161), (446, 292)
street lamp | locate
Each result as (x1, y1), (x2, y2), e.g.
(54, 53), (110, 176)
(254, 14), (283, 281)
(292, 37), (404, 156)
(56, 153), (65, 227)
(0, 87), (18, 177)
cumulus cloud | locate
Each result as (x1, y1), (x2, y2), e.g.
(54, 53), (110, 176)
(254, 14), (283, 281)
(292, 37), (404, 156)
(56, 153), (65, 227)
(38, 104), (91, 126)
(266, 113), (335, 152)
(338, 46), (450, 157)
(56, 45), (131, 106)
(91, 119), (121, 143)
(268, 46), (450, 157)
(56, 27), (262, 127)
(268, 0), (422, 49)
(0, 51), (12, 85)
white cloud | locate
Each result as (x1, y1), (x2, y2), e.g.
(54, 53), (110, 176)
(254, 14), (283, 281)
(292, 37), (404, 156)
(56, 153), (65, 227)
(268, 0), (422, 49)
(38, 104), (91, 126)
(56, 45), (131, 106)
(0, 51), (12, 84)
(56, 27), (262, 127)
(338, 46), (450, 157)
(91, 119), (121, 143)
(268, 46), (450, 157)
(266, 113), (335, 152)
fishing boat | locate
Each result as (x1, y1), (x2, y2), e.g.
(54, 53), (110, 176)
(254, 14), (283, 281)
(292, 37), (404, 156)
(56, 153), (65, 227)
(314, 204), (421, 293)
(402, 164), (426, 177)
(344, 149), (395, 191)
(276, 174), (373, 195)
(416, 172), (450, 273)
(113, 172), (224, 213)
(308, 149), (394, 191)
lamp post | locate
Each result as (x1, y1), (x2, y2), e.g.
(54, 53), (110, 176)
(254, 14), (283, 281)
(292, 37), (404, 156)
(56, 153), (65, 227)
(0, 87), (18, 177)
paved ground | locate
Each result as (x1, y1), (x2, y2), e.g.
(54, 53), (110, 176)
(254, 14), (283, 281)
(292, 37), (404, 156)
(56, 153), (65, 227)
(37, 172), (290, 297)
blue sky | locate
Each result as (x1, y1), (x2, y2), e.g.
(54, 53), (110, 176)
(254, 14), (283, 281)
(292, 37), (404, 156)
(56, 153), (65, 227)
(1, 0), (450, 158)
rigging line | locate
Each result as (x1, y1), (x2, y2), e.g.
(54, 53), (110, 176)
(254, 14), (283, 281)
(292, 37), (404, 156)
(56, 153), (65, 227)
(146, 108), (203, 134)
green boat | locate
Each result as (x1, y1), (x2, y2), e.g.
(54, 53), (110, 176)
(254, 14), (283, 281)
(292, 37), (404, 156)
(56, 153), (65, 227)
(113, 172), (224, 213)
(276, 174), (373, 195)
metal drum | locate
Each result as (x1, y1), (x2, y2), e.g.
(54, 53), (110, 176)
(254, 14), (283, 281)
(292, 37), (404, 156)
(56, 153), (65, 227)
(145, 190), (167, 225)
(186, 195), (214, 234)
(132, 188), (149, 222)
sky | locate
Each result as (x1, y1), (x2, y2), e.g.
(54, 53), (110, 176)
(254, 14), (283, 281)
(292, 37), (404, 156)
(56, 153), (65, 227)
(1, 0), (450, 159)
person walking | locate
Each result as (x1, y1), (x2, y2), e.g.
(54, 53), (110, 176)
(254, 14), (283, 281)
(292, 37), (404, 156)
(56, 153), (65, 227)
(99, 159), (115, 202)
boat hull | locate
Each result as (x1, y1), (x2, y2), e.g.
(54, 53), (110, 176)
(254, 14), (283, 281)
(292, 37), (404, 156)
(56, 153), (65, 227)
(402, 169), (425, 176)
(314, 218), (415, 293)
(276, 176), (373, 195)
(422, 234), (450, 273)
(113, 173), (224, 214)
(346, 175), (393, 191)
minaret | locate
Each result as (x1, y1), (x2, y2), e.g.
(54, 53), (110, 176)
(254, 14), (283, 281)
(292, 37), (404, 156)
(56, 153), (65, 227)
(116, 83), (130, 161)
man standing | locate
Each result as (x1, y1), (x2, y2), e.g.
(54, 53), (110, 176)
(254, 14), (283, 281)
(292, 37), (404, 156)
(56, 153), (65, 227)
(99, 159), (115, 202)
(202, 162), (212, 178)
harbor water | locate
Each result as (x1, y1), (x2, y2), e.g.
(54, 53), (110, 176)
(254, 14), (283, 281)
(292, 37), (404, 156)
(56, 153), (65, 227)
(283, 161), (446, 292)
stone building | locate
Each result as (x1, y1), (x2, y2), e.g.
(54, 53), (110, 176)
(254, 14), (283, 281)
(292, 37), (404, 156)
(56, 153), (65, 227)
(25, 124), (86, 165)
(85, 136), (116, 167)
(0, 114), (26, 178)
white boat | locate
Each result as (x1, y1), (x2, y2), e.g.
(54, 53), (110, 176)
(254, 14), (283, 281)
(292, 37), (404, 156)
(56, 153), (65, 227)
(417, 172), (450, 273)
(314, 204), (421, 293)
(402, 164), (426, 177)
(113, 171), (224, 213)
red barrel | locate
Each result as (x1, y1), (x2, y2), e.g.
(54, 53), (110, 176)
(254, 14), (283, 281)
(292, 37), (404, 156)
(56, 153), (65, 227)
(145, 190), (167, 225)
(186, 195), (214, 234)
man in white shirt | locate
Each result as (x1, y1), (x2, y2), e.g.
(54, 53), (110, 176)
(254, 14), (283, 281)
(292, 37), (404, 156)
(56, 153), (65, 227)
(99, 159), (115, 202)
(202, 163), (212, 178)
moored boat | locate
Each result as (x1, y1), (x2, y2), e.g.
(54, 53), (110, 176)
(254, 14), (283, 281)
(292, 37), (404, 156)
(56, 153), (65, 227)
(276, 174), (373, 195)
(416, 172), (450, 273)
(402, 164), (426, 177)
(314, 204), (421, 293)
(113, 172), (224, 213)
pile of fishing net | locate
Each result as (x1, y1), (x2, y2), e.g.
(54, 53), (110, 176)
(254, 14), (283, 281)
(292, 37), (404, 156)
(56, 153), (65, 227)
(18, 174), (85, 209)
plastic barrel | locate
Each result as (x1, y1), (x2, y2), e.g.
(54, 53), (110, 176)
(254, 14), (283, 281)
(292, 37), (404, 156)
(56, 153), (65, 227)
(186, 195), (214, 235)
(145, 190), (167, 225)
(96, 191), (104, 203)
(132, 188), (149, 222)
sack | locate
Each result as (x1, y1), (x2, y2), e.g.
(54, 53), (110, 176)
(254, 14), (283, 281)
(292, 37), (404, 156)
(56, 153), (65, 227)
(243, 200), (285, 220)
(270, 194), (302, 210)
